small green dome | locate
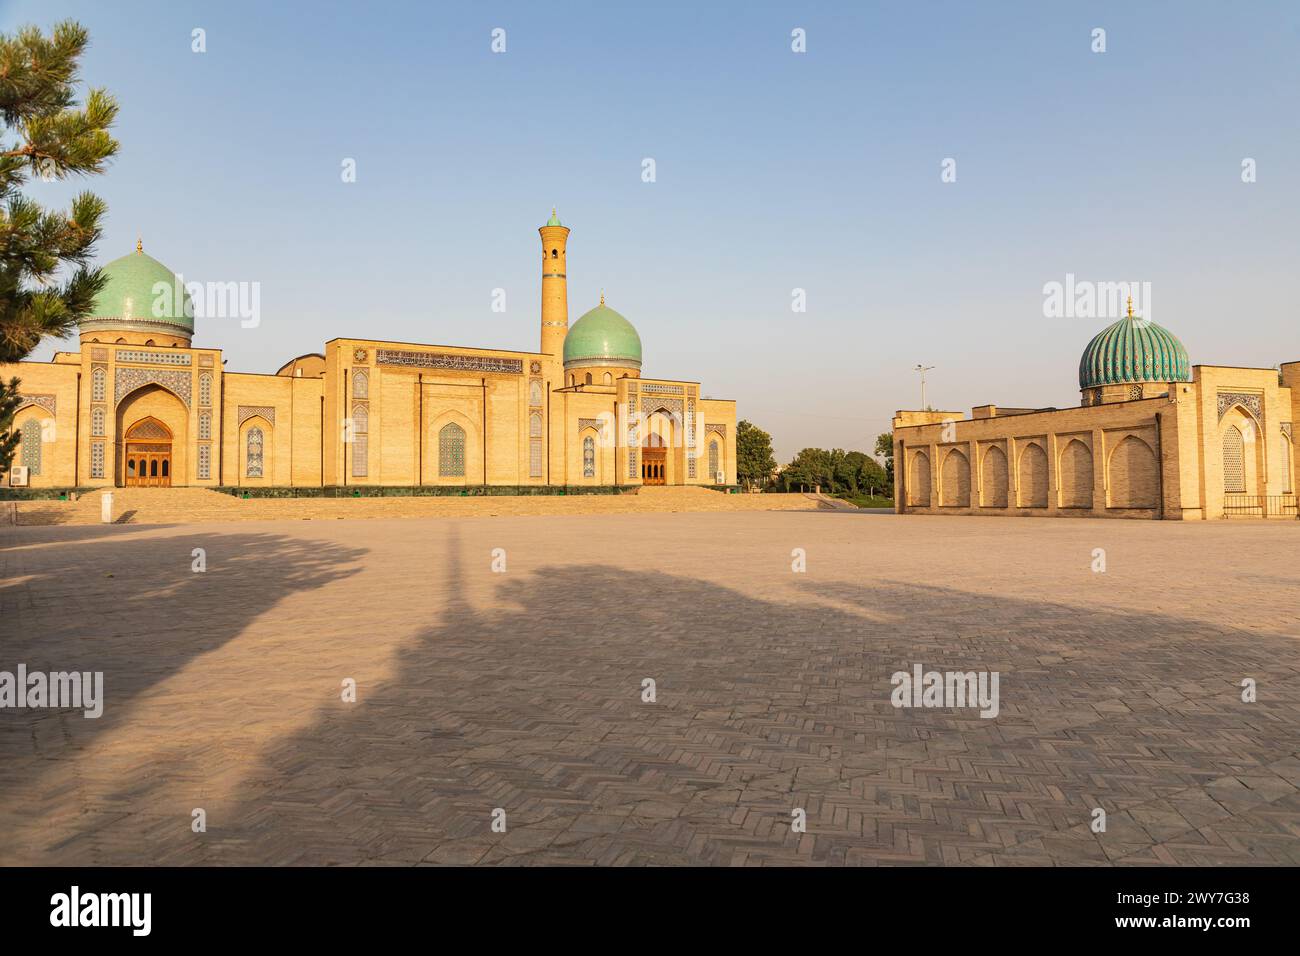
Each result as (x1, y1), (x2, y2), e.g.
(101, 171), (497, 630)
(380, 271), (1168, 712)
(546, 208), (562, 227)
(563, 299), (642, 369)
(1079, 311), (1190, 390)
(83, 248), (194, 336)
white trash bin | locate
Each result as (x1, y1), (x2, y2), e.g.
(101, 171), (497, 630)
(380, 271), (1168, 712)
(101, 492), (113, 524)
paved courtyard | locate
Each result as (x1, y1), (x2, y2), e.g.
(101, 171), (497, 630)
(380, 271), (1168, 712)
(1, 510), (1298, 865)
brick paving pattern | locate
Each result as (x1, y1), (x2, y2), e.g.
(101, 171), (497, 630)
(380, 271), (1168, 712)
(1, 510), (1297, 865)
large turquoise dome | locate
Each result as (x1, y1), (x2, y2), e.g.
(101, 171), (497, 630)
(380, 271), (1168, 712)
(1079, 310), (1190, 390)
(563, 299), (642, 370)
(81, 247), (194, 339)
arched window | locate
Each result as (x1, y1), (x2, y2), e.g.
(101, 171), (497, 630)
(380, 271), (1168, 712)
(198, 410), (211, 440)
(439, 422), (466, 477)
(602, 372), (612, 385)
(246, 426), (264, 478)
(585, 372), (592, 385)
(551, 249), (557, 259)
(568, 374), (575, 386)
(145, 339), (155, 347)
(708, 440), (719, 481)
(21, 418), (41, 475)
(91, 367), (106, 401)
(529, 381), (542, 405)
(199, 372), (212, 406)
(91, 406), (106, 437)
(1222, 425), (1245, 493)
(583, 435), (595, 478)
(352, 369), (368, 399)
(529, 412), (542, 438)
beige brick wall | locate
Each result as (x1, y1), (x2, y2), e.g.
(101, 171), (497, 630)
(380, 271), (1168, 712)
(894, 364), (1297, 520)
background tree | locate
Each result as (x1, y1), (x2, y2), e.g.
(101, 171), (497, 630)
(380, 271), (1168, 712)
(0, 20), (117, 473)
(875, 431), (895, 487)
(779, 445), (890, 497)
(735, 419), (776, 490)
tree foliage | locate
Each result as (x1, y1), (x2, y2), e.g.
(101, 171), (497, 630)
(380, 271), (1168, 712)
(735, 419), (776, 489)
(874, 431), (895, 484)
(0, 20), (118, 472)
(778, 445), (889, 496)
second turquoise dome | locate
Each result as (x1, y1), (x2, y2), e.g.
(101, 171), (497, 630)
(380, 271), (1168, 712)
(563, 301), (642, 369)
(1079, 312), (1190, 390)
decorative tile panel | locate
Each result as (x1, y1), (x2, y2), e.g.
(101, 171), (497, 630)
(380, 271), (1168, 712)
(90, 441), (105, 478)
(114, 368), (191, 406)
(578, 417), (604, 433)
(686, 397), (696, 448)
(1218, 391), (1262, 421)
(198, 353), (214, 367)
(1283, 423), (1293, 442)
(91, 348), (108, 361)
(376, 348), (522, 374)
(17, 393), (56, 415)
(641, 397), (683, 424)
(197, 443), (211, 479)
(641, 383), (684, 395)
(116, 350), (192, 366)
(529, 438), (543, 478)
(705, 423), (727, 438)
(237, 405), (275, 426)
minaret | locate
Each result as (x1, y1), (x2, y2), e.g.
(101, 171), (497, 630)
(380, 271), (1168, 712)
(538, 207), (570, 356)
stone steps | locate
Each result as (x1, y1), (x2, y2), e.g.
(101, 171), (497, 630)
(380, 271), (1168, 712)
(9, 486), (823, 526)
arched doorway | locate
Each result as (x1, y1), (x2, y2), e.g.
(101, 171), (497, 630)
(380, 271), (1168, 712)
(123, 417), (173, 487)
(642, 432), (667, 484)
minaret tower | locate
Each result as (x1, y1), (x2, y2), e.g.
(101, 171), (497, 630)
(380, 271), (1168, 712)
(538, 208), (570, 356)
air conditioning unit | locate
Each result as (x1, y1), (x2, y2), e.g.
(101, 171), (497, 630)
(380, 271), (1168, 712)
(715, 471), (725, 484)
(9, 466), (29, 487)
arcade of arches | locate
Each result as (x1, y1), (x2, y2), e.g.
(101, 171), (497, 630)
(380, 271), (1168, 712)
(895, 364), (1300, 520)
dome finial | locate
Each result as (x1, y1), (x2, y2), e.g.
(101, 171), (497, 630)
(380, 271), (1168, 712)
(136, 234), (143, 255)
(600, 289), (605, 306)
(1126, 294), (1133, 318)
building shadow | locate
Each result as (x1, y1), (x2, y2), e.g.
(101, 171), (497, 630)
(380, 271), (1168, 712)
(0, 527), (367, 814)
(14, 524), (1300, 866)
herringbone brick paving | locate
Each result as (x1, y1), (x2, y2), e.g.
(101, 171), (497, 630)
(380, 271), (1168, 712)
(0, 511), (1297, 865)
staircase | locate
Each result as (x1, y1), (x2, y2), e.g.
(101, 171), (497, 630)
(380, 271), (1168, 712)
(12, 487), (246, 526)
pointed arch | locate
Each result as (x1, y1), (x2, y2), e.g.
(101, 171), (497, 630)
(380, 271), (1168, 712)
(1107, 435), (1158, 508)
(980, 445), (1008, 508)
(940, 447), (970, 506)
(438, 422), (466, 477)
(426, 409), (481, 485)
(19, 417), (42, 475)
(1222, 424), (1245, 494)
(1058, 438), (1094, 508)
(908, 450), (931, 506)
(1017, 442), (1048, 508)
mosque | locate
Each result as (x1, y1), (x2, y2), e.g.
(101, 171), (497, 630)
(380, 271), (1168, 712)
(893, 300), (1298, 519)
(3, 212), (737, 492)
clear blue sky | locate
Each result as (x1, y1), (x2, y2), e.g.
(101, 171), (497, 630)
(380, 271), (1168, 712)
(6, 0), (1299, 461)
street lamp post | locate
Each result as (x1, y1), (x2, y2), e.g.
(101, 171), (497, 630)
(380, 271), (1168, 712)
(914, 364), (935, 410)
